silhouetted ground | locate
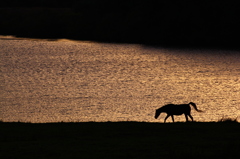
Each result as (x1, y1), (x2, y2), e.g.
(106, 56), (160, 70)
(1, 121), (239, 159)
(1, 0), (240, 49)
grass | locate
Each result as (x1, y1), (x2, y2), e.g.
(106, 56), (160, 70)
(0, 121), (239, 159)
(218, 117), (238, 123)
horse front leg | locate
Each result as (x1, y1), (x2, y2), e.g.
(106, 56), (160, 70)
(171, 115), (175, 123)
(164, 114), (170, 123)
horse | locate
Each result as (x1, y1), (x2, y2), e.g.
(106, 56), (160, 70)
(154, 102), (203, 123)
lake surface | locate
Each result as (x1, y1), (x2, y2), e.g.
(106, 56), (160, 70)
(1, 37), (240, 123)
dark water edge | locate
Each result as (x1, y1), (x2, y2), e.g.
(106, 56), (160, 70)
(1, 0), (240, 50)
(1, 121), (239, 159)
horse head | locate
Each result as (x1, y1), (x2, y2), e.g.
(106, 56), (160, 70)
(155, 108), (162, 119)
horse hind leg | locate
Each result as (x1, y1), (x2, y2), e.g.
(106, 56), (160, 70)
(188, 114), (194, 122)
(184, 114), (189, 122)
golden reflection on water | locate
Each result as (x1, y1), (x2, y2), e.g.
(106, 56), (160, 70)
(0, 38), (239, 123)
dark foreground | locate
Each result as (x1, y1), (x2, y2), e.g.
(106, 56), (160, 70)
(1, 122), (239, 159)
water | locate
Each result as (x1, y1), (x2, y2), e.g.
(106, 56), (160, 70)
(1, 37), (240, 123)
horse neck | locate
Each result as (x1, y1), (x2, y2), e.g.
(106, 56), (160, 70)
(160, 107), (168, 113)
(157, 108), (163, 112)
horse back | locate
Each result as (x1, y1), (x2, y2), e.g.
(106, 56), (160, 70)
(163, 104), (191, 115)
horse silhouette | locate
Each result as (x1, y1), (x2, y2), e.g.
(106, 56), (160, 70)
(154, 102), (202, 123)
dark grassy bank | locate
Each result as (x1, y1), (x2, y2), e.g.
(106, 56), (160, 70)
(1, 0), (240, 49)
(1, 121), (239, 159)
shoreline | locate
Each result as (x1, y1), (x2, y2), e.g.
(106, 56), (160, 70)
(1, 35), (240, 52)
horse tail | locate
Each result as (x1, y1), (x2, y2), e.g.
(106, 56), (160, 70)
(189, 102), (203, 112)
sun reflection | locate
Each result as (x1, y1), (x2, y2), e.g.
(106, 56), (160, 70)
(1, 38), (239, 123)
